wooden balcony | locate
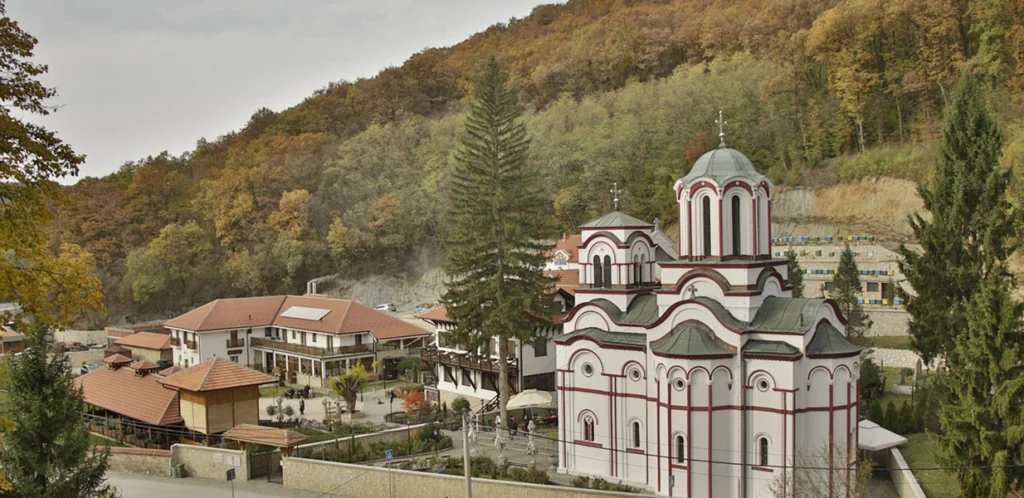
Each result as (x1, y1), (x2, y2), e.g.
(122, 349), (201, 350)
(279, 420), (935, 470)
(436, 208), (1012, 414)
(249, 337), (371, 358)
(420, 345), (518, 375)
(170, 337), (180, 346)
(226, 338), (245, 348)
(184, 339), (197, 350)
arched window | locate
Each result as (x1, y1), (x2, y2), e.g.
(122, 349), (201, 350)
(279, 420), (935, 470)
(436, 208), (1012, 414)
(633, 255), (640, 286)
(583, 416), (596, 442)
(754, 195), (761, 255)
(592, 256), (602, 288)
(701, 196), (712, 257)
(676, 435), (686, 463)
(632, 421), (641, 447)
(603, 256), (612, 288)
(731, 195), (741, 256)
(759, 437), (769, 466)
(640, 254), (647, 283)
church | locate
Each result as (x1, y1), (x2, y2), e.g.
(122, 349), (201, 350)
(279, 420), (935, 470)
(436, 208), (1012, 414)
(554, 131), (861, 497)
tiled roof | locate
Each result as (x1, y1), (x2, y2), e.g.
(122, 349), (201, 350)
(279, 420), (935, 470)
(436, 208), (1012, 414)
(115, 331), (171, 351)
(73, 367), (181, 426)
(749, 297), (829, 334)
(545, 269), (579, 296)
(103, 353), (133, 365)
(0, 325), (23, 343)
(159, 357), (277, 392)
(159, 365), (184, 377)
(164, 296), (287, 332)
(743, 339), (802, 359)
(651, 321), (733, 358)
(415, 305), (451, 322)
(104, 344), (131, 355)
(222, 424), (308, 448)
(165, 295), (432, 341)
(547, 234), (582, 262)
(587, 294), (661, 326)
(129, 359), (161, 371)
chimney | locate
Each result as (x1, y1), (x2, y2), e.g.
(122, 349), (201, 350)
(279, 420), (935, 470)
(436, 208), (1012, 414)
(312, 281), (317, 295)
(653, 218), (661, 233)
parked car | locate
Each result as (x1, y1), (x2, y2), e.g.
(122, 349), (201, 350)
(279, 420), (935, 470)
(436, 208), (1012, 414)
(79, 363), (101, 376)
(375, 303), (397, 312)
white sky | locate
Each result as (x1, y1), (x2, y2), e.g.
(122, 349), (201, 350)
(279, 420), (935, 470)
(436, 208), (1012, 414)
(8, 0), (558, 181)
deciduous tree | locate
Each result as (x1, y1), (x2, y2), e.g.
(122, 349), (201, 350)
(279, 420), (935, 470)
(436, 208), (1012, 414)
(330, 362), (370, 417)
(442, 58), (557, 426)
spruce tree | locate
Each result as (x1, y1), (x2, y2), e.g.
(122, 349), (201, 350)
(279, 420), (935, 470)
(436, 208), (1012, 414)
(832, 243), (871, 339)
(785, 250), (804, 297)
(0, 324), (108, 497)
(936, 267), (1024, 497)
(442, 57), (556, 426)
(897, 71), (1015, 363)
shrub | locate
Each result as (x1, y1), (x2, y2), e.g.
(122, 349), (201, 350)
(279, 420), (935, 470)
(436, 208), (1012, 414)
(897, 400), (913, 434)
(265, 405), (277, 417)
(526, 465), (549, 484)
(571, 476), (590, 488)
(867, 400), (884, 424)
(396, 356), (419, 380)
(451, 396), (471, 415)
(283, 405), (295, 418)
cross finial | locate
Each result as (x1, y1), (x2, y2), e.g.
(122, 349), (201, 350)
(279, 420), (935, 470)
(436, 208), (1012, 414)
(610, 182), (622, 211)
(716, 109), (727, 148)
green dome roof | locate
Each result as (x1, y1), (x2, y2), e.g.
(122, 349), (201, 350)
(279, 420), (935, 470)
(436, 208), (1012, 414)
(580, 211), (652, 229)
(682, 147), (765, 184)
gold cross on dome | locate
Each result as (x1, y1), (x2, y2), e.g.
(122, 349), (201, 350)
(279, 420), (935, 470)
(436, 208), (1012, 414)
(716, 109), (727, 148)
(610, 182), (622, 211)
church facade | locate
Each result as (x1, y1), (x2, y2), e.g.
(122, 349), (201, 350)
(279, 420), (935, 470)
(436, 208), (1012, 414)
(555, 143), (861, 497)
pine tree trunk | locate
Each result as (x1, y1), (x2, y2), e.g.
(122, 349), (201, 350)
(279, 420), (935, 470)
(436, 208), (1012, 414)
(857, 120), (866, 153)
(498, 336), (509, 428)
(895, 94), (904, 143)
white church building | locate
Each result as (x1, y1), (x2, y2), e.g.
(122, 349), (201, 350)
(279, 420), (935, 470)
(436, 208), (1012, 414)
(555, 139), (861, 497)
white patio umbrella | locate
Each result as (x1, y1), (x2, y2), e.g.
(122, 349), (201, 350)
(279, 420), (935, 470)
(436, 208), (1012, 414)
(506, 389), (556, 410)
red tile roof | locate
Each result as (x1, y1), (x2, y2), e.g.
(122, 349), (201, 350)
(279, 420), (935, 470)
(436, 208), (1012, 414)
(0, 325), (23, 343)
(103, 353), (133, 365)
(159, 357), (277, 392)
(545, 269), (579, 296)
(415, 305), (452, 322)
(165, 295), (431, 341)
(73, 367), (182, 426)
(222, 424), (308, 447)
(129, 359), (161, 372)
(547, 234), (582, 262)
(115, 331), (171, 351)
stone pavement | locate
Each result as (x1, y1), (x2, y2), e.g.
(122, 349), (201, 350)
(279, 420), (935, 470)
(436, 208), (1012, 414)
(258, 385), (408, 426)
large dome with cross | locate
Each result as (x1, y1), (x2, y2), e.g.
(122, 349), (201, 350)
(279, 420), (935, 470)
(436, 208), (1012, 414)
(681, 146), (765, 184)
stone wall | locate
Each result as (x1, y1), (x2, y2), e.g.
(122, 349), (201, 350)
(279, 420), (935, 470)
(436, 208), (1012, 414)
(293, 423), (428, 459)
(283, 457), (642, 498)
(170, 444), (247, 481)
(888, 448), (927, 498)
(56, 329), (107, 346)
(865, 309), (910, 337)
(66, 349), (106, 369)
(865, 348), (937, 371)
(103, 447), (170, 477)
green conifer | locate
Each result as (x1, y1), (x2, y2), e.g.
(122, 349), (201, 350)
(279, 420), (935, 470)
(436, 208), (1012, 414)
(936, 267), (1024, 497)
(898, 71), (1015, 363)
(442, 57), (557, 425)
(832, 243), (871, 339)
(0, 324), (109, 497)
(785, 250), (804, 298)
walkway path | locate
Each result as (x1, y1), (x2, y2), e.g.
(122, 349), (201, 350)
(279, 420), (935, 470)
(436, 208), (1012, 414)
(104, 472), (320, 498)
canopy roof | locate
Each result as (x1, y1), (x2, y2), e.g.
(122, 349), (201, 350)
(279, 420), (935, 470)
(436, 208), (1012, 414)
(73, 366), (181, 426)
(859, 420), (907, 451)
(160, 357), (276, 392)
(103, 353), (133, 365)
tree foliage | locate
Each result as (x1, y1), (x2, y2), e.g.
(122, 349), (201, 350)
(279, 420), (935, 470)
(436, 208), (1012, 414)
(936, 267), (1024, 497)
(330, 362), (370, 416)
(441, 58), (557, 426)
(0, 325), (109, 497)
(832, 243), (871, 339)
(898, 71), (1015, 363)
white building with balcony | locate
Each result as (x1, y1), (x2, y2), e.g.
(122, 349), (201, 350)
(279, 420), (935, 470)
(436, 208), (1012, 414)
(164, 295), (432, 388)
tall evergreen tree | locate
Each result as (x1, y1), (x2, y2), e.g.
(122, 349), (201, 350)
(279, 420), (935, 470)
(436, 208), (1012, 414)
(442, 57), (557, 425)
(897, 71), (1015, 363)
(832, 243), (871, 339)
(785, 250), (804, 298)
(936, 267), (1024, 497)
(0, 324), (109, 497)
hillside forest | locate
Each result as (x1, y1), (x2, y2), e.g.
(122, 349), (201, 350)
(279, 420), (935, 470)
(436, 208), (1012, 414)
(49, 0), (1024, 325)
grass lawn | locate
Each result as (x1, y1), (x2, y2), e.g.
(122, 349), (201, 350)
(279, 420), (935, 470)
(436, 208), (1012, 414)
(88, 433), (127, 448)
(0, 390), (8, 403)
(296, 428), (338, 444)
(259, 385), (289, 398)
(900, 432), (959, 498)
(880, 366), (914, 387)
(856, 336), (913, 350)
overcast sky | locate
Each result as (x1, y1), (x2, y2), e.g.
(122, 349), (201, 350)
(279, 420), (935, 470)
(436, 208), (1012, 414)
(8, 0), (557, 182)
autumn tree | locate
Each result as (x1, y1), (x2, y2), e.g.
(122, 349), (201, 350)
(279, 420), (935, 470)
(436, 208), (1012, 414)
(0, 0), (104, 328)
(441, 58), (557, 426)
(330, 362), (370, 417)
(898, 72), (1014, 363)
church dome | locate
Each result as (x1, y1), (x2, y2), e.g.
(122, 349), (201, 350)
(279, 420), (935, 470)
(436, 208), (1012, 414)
(682, 147), (765, 184)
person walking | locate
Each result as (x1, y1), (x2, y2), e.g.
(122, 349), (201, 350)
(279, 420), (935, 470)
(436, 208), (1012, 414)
(509, 414), (516, 441)
(299, 398), (305, 416)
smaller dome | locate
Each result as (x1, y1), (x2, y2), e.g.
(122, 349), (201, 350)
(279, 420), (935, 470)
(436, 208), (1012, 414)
(682, 147), (765, 184)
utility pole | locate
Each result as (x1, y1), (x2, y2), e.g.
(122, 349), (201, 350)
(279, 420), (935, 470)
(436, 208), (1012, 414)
(462, 413), (473, 498)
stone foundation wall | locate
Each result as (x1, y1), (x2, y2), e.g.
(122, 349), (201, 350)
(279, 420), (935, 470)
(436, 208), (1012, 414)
(865, 309), (910, 337)
(102, 447), (170, 477)
(67, 349), (106, 369)
(170, 444), (247, 481)
(283, 457), (641, 498)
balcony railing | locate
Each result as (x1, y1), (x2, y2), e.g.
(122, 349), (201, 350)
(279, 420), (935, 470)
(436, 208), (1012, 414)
(184, 339), (196, 350)
(226, 338), (245, 348)
(170, 337), (180, 346)
(249, 337), (371, 358)
(420, 345), (518, 375)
